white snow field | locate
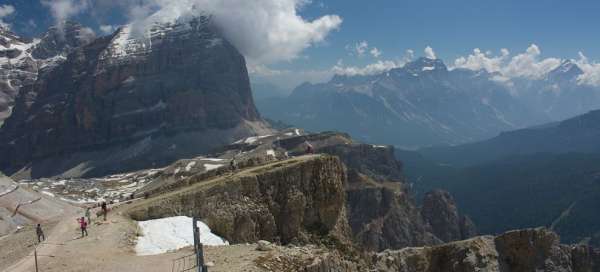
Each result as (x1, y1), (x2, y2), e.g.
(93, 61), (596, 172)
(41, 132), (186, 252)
(135, 216), (229, 256)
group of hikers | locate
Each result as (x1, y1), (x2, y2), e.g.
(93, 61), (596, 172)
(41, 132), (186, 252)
(35, 200), (110, 243)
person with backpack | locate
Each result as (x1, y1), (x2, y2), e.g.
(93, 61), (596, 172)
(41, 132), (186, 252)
(77, 217), (88, 237)
(36, 224), (45, 243)
(101, 201), (108, 221)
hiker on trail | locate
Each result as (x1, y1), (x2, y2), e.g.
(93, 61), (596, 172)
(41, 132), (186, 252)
(36, 224), (45, 243)
(229, 157), (237, 172)
(304, 141), (314, 154)
(85, 207), (91, 225)
(101, 201), (108, 221)
(78, 217), (88, 237)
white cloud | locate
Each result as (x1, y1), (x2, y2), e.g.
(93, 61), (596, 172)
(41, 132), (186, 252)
(0, 4), (15, 28)
(247, 62), (285, 77)
(99, 24), (115, 34)
(331, 49), (414, 76)
(41, 0), (90, 31)
(248, 62), (333, 89)
(404, 49), (415, 62)
(453, 44), (562, 80)
(118, 0), (342, 64)
(453, 48), (509, 73)
(347, 41), (383, 58)
(346, 41), (369, 57)
(370, 47), (382, 58)
(78, 26), (96, 41)
(424, 46), (436, 59)
(503, 44), (561, 79)
(332, 59), (402, 76)
(575, 52), (600, 87)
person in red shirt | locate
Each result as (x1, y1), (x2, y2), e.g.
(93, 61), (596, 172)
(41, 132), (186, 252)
(77, 217), (88, 237)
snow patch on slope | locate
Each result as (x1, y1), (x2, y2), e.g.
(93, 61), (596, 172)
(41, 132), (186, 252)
(135, 216), (228, 256)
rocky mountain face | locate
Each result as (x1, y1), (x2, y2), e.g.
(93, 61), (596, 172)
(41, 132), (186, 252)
(116, 130), (474, 252)
(0, 22), (92, 125)
(421, 190), (477, 242)
(258, 57), (546, 148)
(129, 155), (351, 245)
(234, 131), (477, 251)
(0, 17), (270, 179)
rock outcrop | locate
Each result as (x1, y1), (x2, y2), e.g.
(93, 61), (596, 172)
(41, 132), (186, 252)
(375, 228), (600, 272)
(128, 155), (351, 245)
(346, 177), (440, 252)
(0, 17), (270, 178)
(421, 189), (477, 242)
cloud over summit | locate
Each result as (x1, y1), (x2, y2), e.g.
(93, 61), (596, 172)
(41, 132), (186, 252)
(40, 0), (342, 64)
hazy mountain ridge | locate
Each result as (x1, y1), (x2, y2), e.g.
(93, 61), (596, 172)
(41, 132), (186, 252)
(258, 57), (600, 148)
(420, 108), (600, 166)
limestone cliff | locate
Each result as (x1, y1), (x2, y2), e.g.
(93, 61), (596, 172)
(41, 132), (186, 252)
(265, 131), (475, 251)
(421, 189), (477, 242)
(128, 155), (351, 245)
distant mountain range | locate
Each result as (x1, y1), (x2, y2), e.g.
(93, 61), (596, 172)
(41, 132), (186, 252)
(258, 57), (600, 148)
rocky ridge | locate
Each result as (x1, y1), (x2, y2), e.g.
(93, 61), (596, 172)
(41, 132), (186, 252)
(119, 130), (476, 253)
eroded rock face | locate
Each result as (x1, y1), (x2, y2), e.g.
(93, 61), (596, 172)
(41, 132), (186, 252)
(421, 189), (477, 242)
(31, 21), (95, 60)
(0, 18), (268, 178)
(0, 22), (92, 126)
(375, 228), (600, 272)
(128, 155), (350, 245)
(347, 179), (440, 252)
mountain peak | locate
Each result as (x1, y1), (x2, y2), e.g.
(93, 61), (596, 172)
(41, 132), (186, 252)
(31, 20), (95, 59)
(547, 59), (583, 82)
(404, 57), (448, 74)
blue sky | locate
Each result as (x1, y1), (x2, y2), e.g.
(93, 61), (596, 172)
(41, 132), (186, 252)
(1, 0), (599, 89)
(295, 0), (600, 68)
